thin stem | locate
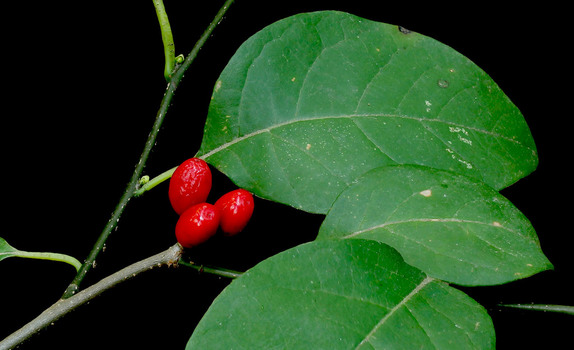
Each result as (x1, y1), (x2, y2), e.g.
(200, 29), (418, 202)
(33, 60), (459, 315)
(153, 0), (176, 81)
(61, 0), (236, 299)
(0, 244), (183, 350)
(134, 166), (176, 197)
(172, 0), (236, 84)
(134, 144), (210, 195)
(500, 303), (574, 315)
(134, 0), (236, 197)
(134, 146), (207, 195)
(11, 251), (82, 272)
(1, 237), (81, 271)
(179, 259), (243, 279)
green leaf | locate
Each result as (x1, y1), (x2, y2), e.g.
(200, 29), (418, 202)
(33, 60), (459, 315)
(0, 237), (81, 271)
(0, 237), (18, 262)
(317, 165), (553, 286)
(187, 240), (494, 349)
(198, 11), (537, 214)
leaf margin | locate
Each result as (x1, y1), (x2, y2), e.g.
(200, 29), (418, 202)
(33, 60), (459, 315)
(187, 239), (495, 349)
(317, 164), (553, 286)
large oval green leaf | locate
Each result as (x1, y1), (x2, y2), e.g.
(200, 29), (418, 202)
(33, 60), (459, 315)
(317, 165), (552, 286)
(187, 240), (494, 349)
(198, 11), (537, 214)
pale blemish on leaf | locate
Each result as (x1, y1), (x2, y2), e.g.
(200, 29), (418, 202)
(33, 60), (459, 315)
(458, 135), (473, 146)
(449, 127), (473, 145)
(445, 148), (473, 169)
(419, 189), (432, 197)
(214, 80), (223, 93)
(449, 126), (469, 135)
(438, 79), (450, 88)
(459, 159), (473, 169)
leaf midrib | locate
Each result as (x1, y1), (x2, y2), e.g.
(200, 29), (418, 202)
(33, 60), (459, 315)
(355, 276), (435, 349)
(200, 113), (528, 160)
(343, 217), (525, 239)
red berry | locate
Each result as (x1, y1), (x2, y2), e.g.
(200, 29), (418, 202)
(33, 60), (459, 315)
(175, 203), (220, 248)
(215, 189), (254, 236)
(169, 158), (212, 215)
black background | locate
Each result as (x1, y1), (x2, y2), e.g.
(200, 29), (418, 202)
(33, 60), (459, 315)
(2, 1), (572, 349)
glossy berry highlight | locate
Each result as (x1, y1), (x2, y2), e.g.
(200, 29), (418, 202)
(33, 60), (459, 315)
(175, 203), (220, 248)
(215, 189), (254, 236)
(169, 158), (212, 215)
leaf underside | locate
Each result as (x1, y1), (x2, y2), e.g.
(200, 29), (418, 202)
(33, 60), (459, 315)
(317, 165), (553, 286)
(198, 11), (537, 214)
(187, 240), (494, 349)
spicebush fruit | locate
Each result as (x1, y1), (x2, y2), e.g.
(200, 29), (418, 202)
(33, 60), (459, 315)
(175, 203), (220, 248)
(215, 189), (254, 236)
(169, 158), (212, 215)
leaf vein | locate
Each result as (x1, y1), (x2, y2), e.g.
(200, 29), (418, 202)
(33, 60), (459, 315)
(355, 276), (434, 349)
(200, 113), (528, 160)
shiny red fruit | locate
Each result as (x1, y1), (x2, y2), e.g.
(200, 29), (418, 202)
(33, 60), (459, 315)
(175, 203), (220, 248)
(169, 158), (212, 215)
(214, 189), (254, 236)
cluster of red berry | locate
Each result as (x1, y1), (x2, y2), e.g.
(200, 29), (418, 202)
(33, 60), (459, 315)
(168, 158), (254, 248)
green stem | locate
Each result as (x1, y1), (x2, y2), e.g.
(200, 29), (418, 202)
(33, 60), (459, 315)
(135, 0), (236, 197)
(153, 0), (176, 81)
(12, 251), (82, 272)
(134, 151), (202, 195)
(179, 259), (243, 279)
(134, 146), (207, 196)
(61, 0), (236, 300)
(135, 166), (176, 196)
(500, 303), (574, 315)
